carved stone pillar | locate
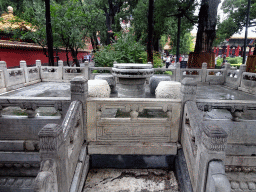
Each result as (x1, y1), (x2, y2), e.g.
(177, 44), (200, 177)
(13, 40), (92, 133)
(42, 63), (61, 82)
(20, 60), (28, 83)
(175, 62), (181, 82)
(0, 61), (8, 87)
(58, 60), (63, 67)
(38, 124), (68, 192)
(36, 60), (41, 67)
(194, 124), (228, 192)
(180, 77), (197, 103)
(179, 78), (197, 141)
(201, 62), (207, 83)
(70, 76), (88, 140)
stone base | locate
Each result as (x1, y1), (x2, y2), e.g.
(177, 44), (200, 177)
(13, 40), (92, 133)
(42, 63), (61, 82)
(156, 81), (181, 99)
(88, 80), (111, 98)
(118, 78), (146, 98)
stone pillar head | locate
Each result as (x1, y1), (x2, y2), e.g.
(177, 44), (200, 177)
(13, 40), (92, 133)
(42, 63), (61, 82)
(202, 62), (207, 69)
(36, 60), (41, 67)
(239, 64), (246, 72)
(20, 60), (27, 68)
(70, 76), (88, 102)
(113, 61), (117, 64)
(180, 77), (197, 102)
(0, 61), (7, 70)
(224, 62), (230, 70)
(58, 60), (63, 67)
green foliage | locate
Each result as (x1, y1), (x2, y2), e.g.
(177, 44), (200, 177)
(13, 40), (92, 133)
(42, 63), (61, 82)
(216, 57), (243, 66)
(94, 29), (146, 67)
(215, 0), (256, 46)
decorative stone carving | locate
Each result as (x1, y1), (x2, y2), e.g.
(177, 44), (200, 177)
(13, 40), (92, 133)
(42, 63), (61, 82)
(38, 124), (63, 152)
(202, 125), (228, 151)
(88, 80), (110, 98)
(112, 63), (154, 98)
(155, 81), (181, 99)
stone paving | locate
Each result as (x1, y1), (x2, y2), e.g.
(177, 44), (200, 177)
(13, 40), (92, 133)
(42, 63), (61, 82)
(83, 169), (179, 192)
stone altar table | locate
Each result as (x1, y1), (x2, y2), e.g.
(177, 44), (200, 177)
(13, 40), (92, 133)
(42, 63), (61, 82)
(112, 63), (154, 98)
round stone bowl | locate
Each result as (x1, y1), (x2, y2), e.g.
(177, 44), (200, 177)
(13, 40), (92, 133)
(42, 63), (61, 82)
(94, 74), (116, 93)
(149, 75), (171, 95)
(88, 80), (111, 98)
(155, 81), (181, 99)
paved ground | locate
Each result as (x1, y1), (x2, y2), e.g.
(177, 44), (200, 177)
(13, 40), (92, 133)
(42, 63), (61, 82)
(83, 169), (179, 192)
(1, 82), (256, 101)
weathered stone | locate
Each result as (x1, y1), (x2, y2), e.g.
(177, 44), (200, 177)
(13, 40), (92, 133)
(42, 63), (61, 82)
(94, 74), (116, 93)
(231, 181), (239, 189)
(112, 63), (154, 98)
(88, 80), (110, 98)
(155, 81), (181, 99)
(248, 182), (256, 190)
(149, 75), (171, 95)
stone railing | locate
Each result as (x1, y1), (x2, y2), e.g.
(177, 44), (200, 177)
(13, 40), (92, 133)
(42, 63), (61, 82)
(88, 66), (112, 80)
(0, 97), (70, 142)
(238, 72), (256, 95)
(35, 100), (88, 192)
(180, 68), (202, 82)
(87, 97), (181, 155)
(181, 101), (230, 192)
(153, 67), (176, 81)
(205, 69), (225, 85)
(0, 60), (89, 92)
(225, 64), (246, 89)
(194, 99), (256, 191)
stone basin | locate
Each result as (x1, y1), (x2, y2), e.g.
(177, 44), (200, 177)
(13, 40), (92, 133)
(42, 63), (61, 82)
(112, 63), (154, 98)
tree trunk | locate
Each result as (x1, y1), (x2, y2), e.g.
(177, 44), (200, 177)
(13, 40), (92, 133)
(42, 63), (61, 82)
(70, 48), (80, 67)
(45, 0), (54, 66)
(147, 0), (154, 63)
(194, 0), (220, 53)
(66, 48), (69, 66)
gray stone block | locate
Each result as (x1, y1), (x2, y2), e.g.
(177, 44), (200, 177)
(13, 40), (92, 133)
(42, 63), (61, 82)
(0, 140), (24, 151)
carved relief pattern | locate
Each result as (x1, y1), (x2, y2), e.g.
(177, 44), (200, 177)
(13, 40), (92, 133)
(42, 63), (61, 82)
(19, 102), (38, 110)
(9, 70), (23, 77)
(225, 166), (256, 173)
(202, 131), (227, 151)
(65, 68), (83, 73)
(0, 178), (35, 188)
(42, 68), (57, 73)
(39, 136), (58, 151)
(28, 68), (38, 74)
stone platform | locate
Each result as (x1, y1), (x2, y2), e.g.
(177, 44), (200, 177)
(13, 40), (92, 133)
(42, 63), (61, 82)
(1, 82), (256, 101)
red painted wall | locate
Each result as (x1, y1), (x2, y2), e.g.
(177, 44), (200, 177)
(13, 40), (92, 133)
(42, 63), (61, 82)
(0, 47), (90, 68)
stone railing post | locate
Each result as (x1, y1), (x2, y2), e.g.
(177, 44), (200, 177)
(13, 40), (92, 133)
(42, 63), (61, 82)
(58, 60), (63, 67)
(0, 61), (7, 87)
(38, 124), (68, 192)
(175, 62), (181, 82)
(36, 60), (41, 67)
(201, 62), (207, 83)
(194, 124), (228, 192)
(238, 64), (246, 87)
(224, 62), (230, 80)
(70, 76), (88, 140)
(20, 60), (29, 83)
(36, 60), (42, 80)
(179, 78), (197, 141)
(83, 61), (89, 79)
